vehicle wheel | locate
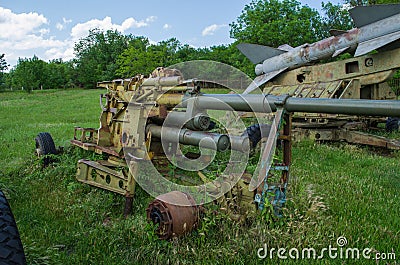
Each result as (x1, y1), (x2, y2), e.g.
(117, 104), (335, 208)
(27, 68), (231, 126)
(386, 117), (400, 132)
(242, 124), (271, 148)
(0, 190), (26, 265)
(35, 132), (56, 166)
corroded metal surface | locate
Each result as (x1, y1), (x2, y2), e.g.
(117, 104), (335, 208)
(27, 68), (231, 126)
(239, 4), (400, 90)
(146, 191), (199, 239)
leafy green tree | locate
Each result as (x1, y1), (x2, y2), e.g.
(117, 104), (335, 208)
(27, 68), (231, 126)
(229, 0), (324, 47)
(0, 54), (8, 72)
(47, 59), (75, 89)
(174, 44), (201, 62)
(6, 57), (76, 91)
(10, 56), (48, 92)
(346, 0), (400, 6)
(116, 38), (188, 77)
(74, 29), (132, 88)
(321, 2), (354, 32)
(0, 53), (9, 89)
(115, 36), (151, 77)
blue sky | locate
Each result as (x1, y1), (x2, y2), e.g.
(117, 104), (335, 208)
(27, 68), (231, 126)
(0, 0), (342, 68)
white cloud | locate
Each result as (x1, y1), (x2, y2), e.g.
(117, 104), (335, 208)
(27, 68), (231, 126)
(48, 15), (157, 63)
(0, 7), (48, 39)
(44, 46), (74, 61)
(163, 23), (172, 30)
(0, 7), (157, 67)
(63, 17), (72, 24)
(0, 8), (61, 50)
(56, 23), (64, 31)
(3, 35), (65, 51)
(39, 28), (50, 36)
(146, 16), (157, 23)
(201, 24), (227, 36)
(0, 7), (71, 66)
(56, 17), (72, 31)
(148, 38), (157, 45)
(121, 17), (147, 30)
(70, 16), (155, 40)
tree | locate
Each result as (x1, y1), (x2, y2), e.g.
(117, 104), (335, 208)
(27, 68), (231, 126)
(0, 54), (9, 89)
(345, 0), (400, 6)
(116, 38), (189, 77)
(321, 2), (354, 33)
(74, 29), (132, 88)
(6, 56), (76, 91)
(10, 56), (48, 91)
(0, 54), (8, 73)
(229, 0), (324, 48)
(47, 59), (75, 89)
(115, 36), (150, 77)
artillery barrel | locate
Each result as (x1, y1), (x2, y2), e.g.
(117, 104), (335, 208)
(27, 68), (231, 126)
(147, 124), (231, 152)
(166, 112), (210, 131)
(182, 94), (400, 117)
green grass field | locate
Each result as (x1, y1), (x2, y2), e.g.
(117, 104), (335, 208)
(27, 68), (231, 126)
(0, 89), (399, 264)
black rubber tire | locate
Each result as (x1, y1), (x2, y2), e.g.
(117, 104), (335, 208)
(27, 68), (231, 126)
(207, 121), (216, 130)
(386, 117), (400, 132)
(35, 132), (57, 166)
(0, 191), (26, 265)
(242, 124), (271, 148)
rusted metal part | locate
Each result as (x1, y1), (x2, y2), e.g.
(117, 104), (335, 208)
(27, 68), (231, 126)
(292, 128), (400, 150)
(253, 27), (361, 76)
(269, 48), (400, 96)
(124, 196), (134, 218)
(73, 127), (97, 143)
(71, 126), (122, 157)
(221, 178), (257, 222)
(340, 130), (400, 149)
(146, 191), (199, 240)
(281, 113), (292, 185)
(253, 112), (291, 215)
(70, 139), (96, 151)
(71, 139), (121, 157)
(76, 159), (131, 195)
(158, 104), (168, 118)
(255, 9), (400, 76)
(251, 109), (284, 191)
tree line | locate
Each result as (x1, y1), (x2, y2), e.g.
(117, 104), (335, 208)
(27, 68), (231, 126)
(0, 0), (398, 91)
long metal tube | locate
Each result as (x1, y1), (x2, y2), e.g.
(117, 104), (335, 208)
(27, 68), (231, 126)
(182, 94), (400, 117)
(166, 112), (210, 131)
(147, 124), (230, 152)
(284, 97), (400, 117)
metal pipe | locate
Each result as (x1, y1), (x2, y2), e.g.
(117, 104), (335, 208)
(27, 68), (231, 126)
(166, 111), (210, 131)
(182, 94), (272, 112)
(142, 76), (183, 86)
(147, 124), (230, 152)
(156, 94), (184, 106)
(182, 94), (400, 117)
(229, 135), (250, 153)
(283, 97), (400, 117)
(135, 90), (153, 102)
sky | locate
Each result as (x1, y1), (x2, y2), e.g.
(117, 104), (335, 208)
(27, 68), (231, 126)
(0, 0), (343, 68)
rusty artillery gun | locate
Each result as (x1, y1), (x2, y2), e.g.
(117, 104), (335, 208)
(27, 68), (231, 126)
(35, 66), (400, 239)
